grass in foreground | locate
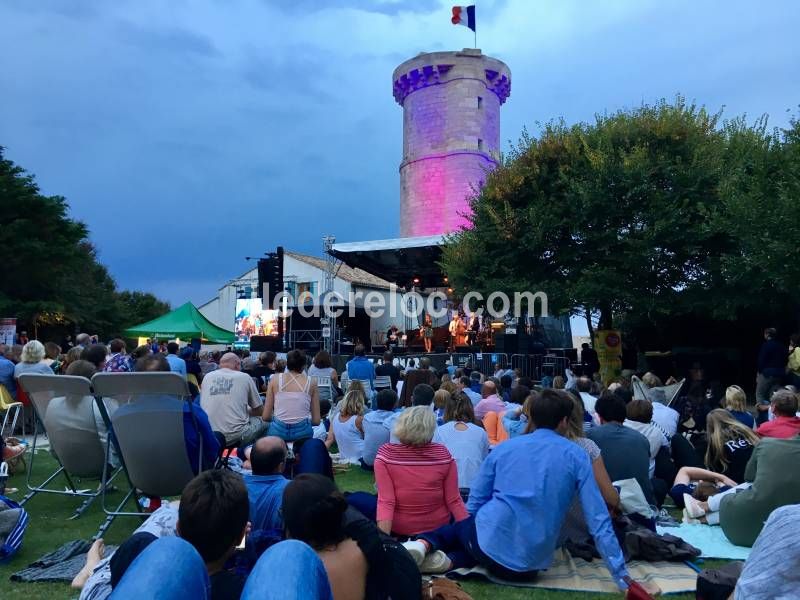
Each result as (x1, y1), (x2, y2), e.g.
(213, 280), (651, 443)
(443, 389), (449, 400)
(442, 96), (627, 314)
(0, 453), (708, 599)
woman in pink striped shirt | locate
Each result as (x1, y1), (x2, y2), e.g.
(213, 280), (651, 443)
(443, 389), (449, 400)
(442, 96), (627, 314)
(374, 406), (468, 536)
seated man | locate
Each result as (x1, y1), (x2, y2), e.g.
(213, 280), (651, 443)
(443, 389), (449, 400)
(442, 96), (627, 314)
(200, 352), (265, 447)
(756, 389), (800, 439)
(733, 504), (800, 599)
(402, 390), (640, 593)
(76, 469), (248, 599)
(456, 375), (481, 406)
(588, 393), (658, 507)
(718, 435), (800, 546)
(361, 389), (397, 470)
(244, 436), (290, 532)
(474, 381), (505, 420)
(135, 353), (220, 473)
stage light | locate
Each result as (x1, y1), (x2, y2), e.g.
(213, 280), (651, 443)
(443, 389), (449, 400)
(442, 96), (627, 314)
(443, 276), (448, 283)
(447, 287), (454, 294)
(412, 277), (420, 285)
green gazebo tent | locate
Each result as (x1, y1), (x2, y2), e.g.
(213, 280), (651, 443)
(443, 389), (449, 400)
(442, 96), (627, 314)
(124, 302), (235, 344)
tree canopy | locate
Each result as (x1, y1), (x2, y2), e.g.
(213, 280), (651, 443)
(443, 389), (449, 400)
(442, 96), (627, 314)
(441, 98), (800, 335)
(0, 148), (170, 338)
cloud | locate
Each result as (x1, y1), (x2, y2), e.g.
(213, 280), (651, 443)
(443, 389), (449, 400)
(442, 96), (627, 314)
(1, 0), (798, 309)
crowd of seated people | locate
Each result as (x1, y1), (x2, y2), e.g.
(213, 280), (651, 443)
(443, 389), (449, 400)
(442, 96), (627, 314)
(5, 333), (800, 599)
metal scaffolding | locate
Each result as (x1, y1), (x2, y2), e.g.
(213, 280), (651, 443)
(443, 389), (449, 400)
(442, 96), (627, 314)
(322, 235), (337, 354)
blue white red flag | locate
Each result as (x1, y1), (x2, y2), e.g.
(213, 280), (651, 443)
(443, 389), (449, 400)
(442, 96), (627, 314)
(451, 5), (476, 32)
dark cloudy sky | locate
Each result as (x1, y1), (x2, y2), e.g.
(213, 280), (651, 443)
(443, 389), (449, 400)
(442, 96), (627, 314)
(2, 0), (798, 309)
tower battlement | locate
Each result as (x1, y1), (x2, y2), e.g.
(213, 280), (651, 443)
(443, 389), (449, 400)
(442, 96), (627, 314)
(393, 49), (511, 237)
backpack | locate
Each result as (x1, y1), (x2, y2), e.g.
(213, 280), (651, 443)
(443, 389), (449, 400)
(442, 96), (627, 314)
(696, 562), (744, 600)
(343, 508), (421, 600)
(0, 494), (29, 563)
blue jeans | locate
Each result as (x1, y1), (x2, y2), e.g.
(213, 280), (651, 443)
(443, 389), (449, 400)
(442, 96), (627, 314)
(242, 540), (333, 600)
(267, 417), (313, 442)
(111, 538), (332, 600)
(418, 516), (538, 581)
(110, 537), (210, 599)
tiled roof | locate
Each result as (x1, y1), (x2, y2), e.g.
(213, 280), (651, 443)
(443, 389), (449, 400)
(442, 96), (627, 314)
(284, 251), (392, 290)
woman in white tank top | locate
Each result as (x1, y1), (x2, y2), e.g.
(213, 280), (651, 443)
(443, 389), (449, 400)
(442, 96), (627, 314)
(329, 388), (366, 462)
(264, 350), (321, 441)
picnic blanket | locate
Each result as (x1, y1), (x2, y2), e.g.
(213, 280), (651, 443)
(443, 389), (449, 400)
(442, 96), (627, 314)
(11, 540), (118, 583)
(656, 523), (751, 560)
(450, 548), (697, 594)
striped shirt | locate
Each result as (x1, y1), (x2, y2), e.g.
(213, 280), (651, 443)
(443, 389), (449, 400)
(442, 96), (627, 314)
(373, 442), (468, 536)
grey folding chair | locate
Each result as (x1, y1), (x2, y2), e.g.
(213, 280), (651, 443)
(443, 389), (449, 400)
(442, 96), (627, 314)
(17, 374), (128, 529)
(311, 375), (333, 404)
(91, 372), (201, 532)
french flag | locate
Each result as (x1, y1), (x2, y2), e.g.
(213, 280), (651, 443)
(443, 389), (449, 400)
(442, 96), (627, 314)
(451, 5), (476, 32)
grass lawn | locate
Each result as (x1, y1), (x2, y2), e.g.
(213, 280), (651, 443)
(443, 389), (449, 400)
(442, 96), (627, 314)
(0, 451), (709, 600)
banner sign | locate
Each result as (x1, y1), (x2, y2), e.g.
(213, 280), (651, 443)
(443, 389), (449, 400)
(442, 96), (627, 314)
(593, 329), (622, 385)
(0, 319), (16, 346)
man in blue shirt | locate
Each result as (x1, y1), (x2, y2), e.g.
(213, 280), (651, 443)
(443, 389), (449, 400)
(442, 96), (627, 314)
(403, 389), (634, 592)
(346, 344), (375, 383)
(0, 344), (17, 400)
(165, 342), (187, 379)
(244, 436), (290, 532)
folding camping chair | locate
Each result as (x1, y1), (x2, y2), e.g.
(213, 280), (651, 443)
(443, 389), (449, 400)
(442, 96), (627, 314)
(632, 376), (685, 406)
(17, 374), (128, 530)
(373, 376), (392, 390)
(0, 383), (23, 439)
(91, 372), (200, 534)
(311, 375), (334, 404)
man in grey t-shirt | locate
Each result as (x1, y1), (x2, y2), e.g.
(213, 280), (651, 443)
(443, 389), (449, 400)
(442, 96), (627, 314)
(200, 353), (265, 446)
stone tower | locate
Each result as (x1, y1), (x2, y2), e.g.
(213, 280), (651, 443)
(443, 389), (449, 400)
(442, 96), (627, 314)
(392, 49), (511, 237)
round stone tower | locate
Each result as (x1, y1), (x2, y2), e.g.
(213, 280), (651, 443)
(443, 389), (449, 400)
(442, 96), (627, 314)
(393, 49), (511, 237)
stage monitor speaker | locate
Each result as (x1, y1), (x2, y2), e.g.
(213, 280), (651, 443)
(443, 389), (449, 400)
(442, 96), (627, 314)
(455, 345), (472, 353)
(496, 333), (532, 355)
(249, 336), (282, 352)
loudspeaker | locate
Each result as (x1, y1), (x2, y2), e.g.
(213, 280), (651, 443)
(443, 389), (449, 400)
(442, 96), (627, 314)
(250, 335), (282, 352)
(495, 334), (516, 354)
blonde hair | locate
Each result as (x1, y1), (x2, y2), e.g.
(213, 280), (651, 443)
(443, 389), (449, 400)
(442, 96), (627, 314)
(642, 372), (663, 388)
(433, 389), (450, 409)
(552, 376), (565, 390)
(21, 340), (45, 364)
(705, 409), (760, 473)
(339, 388), (366, 418)
(724, 386), (747, 412)
(439, 381), (457, 395)
(393, 406), (436, 446)
(565, 393), (586, 441)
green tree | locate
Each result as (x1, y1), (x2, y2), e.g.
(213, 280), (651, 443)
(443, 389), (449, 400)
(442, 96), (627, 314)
(0, 147), (169, 338)
(116, 290), (171, 332)
(441, 98), (797, 332)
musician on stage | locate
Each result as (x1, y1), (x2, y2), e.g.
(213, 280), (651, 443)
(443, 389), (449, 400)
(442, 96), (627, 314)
(467, 313), (480, 346)
(385, 325), (400, 350)
(420, 314), (433, 353)
(448, 313), (466, 351)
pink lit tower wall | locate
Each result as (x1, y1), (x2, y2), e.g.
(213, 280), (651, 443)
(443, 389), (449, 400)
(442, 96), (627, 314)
(393, 49), (511, 237)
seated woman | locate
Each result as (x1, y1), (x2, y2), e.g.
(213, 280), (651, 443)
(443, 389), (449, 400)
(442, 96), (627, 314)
(723, 385), (755, 429)
(263, 350), (321, 442)
(374, 406), (468, 537)
(308, 350), (340, 401)
(283, 473), (420, 600)
(434, 392), (489, 498)
(329, 388), (366, 463)
(485, 384), (530, 446)
(705, 409), (760, 485)
(502, 388), (534, 438)
(432, 389), (449, 426)
(558, 393), (620, 546)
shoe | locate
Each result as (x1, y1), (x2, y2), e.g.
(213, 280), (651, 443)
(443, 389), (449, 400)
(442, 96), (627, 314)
(683, 493), (705, 518)
(420, 550), (452, 574)
(682, 509), (701, 525)
(402, 540), (427, 566)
